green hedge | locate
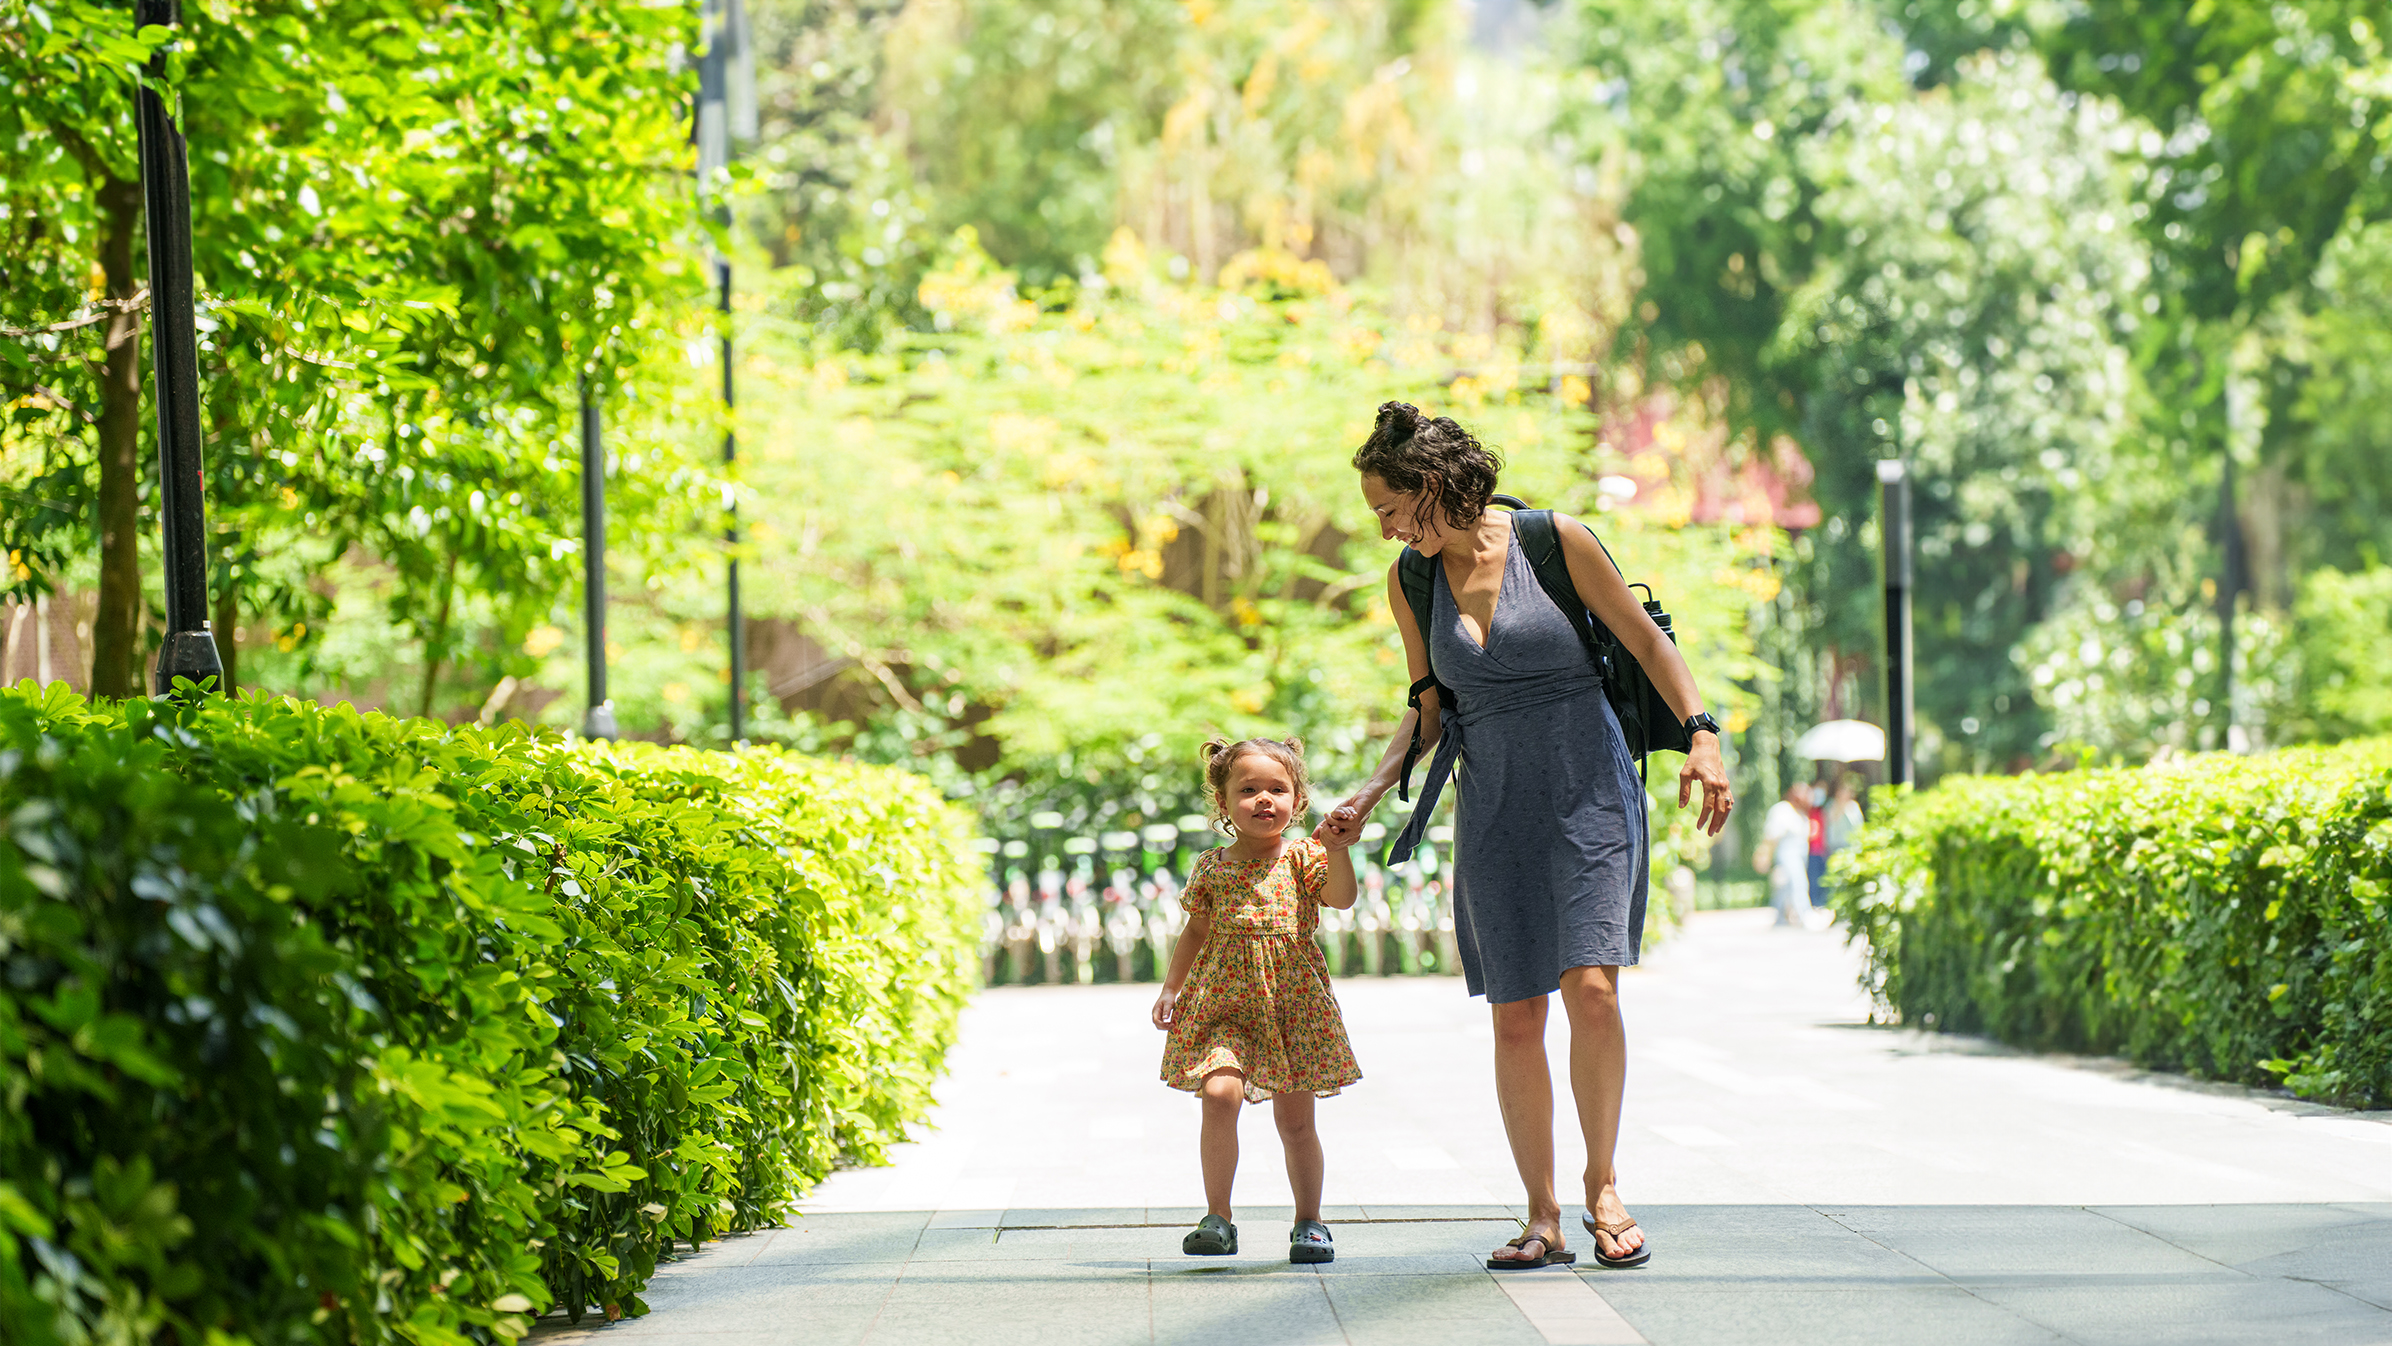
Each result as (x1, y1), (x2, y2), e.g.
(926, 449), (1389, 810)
(0, 684), (982, 1345)
(1836, 738), (2392, 1108)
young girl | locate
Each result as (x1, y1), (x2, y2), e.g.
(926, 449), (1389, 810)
(1153, 737), (1362, 1263)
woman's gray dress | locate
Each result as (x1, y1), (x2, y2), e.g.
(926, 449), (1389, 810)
(1386, 523), (1649, 1003)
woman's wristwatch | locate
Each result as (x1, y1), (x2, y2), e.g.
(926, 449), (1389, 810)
(1683, 712), (1722, 740)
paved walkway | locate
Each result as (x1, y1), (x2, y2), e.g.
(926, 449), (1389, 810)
(536, 911), (2392, 1345)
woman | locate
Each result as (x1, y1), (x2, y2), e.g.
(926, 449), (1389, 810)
(1317, 402), (1733, 1270)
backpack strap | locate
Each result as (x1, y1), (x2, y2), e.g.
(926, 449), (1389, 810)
(1510, 509), (1661, 771)
(1393, 548), (1449, 804)
(1396, 547), (1436, 652)
(1509, 510), (1617, 677)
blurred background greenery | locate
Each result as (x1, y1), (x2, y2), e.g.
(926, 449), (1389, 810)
(7, 0), (2392, 906)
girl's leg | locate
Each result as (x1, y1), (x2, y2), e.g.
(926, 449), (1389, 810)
(1557, 964), (1642, 1258)
(1489, 993), (1564, 1260)
(1273, 1091), (1323, 1224)
(1200, 1069), (1245, 1220)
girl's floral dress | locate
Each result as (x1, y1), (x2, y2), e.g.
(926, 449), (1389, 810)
(1160, 836), (1363, 1102)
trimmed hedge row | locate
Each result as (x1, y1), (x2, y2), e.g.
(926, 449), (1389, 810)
(0, 685), (983, 1344)
(1835, 738), (2392, 1108)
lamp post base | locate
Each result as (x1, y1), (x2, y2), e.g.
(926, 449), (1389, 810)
(152, 625), (223, 697)
(583, 702), (619, 740)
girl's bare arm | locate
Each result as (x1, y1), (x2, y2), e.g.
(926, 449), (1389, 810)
(1151, 913), (1211, 1028)
(1319, 845), (1358, 910)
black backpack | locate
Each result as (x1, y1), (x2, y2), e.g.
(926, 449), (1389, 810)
(1392, 493), (1692, 801)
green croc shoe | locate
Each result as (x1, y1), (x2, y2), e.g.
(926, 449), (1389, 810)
(1290, 1219), (1334, 1264)
(1182, 1214), (1238, 1256)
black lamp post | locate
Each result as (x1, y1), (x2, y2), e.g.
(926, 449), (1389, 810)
(580, 377), (616, 738)
(1876, 459), (1914, 787)
(697, 0), (753, 746)
(135, 0), (222, 695)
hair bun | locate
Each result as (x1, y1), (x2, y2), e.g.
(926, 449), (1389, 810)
(1200, 738), (1232, 763)
(1374, 400), (1424, 437)
(1280, 736), (1305, 756)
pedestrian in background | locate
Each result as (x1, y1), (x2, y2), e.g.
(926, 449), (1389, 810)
(1826, 772), (1866, 850)
(1805, 781), (1829, 909)
(1820, 772), (1867, 908)
(1759, 780), (1814, 927)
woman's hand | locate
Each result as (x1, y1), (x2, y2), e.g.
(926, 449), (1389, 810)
(1313, 789), (1381, 849)
(1679, 732), (1734, 836)
(1151, 986), (1180, 1031)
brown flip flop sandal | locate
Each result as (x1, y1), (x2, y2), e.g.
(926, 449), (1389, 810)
(1583, 1211), (1651, 1269)
(1486, 1232), (1576, 1270)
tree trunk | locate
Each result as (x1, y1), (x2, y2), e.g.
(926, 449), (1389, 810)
(213, 572), (239, 697)
(416, 552), (461, 718)
(89, 174), (144, 699)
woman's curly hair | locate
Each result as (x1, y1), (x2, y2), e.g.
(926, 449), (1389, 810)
(1200, 737), (1312, 836)
(1350, 400), (1503, 536)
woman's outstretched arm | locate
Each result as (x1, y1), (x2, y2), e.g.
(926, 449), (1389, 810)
(1554, 513), (1735, 835)
(1318, 560), (1437, 843)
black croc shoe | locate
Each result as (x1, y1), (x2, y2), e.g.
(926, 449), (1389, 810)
(1183, 1214), (1237, 1256)
(1290, 1219), (1334, 1264)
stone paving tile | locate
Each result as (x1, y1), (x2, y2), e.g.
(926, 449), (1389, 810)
(743, 1224), (926, 1267)
(1598, 1284), (2067, 1346)
(896, 1257), (1154, 1290)
(1968, 1277), (2392, 1346)
(908, 1227), (1063, 1262)
(1317, 1252), (1498, 1277)
(1321, 1219), (1524, 1257)
(868, 1300), (1153, 1345)
(1323, 1272), (1546, 1344)
(2345, 1281), (2392, 1314)
(531, 1265), (897, 1342)
(2092, 1201), (2392, 1280)
(1151, 1269), (1344, 1346)
(1820, 1204), (2225, 1280)
(1617, 1205), (1942, 1286)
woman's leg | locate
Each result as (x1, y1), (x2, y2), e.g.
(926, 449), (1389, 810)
(1200, 1069), (1245, 1220)
(1558, 964), (1643, 1258)
(1488, 993), (1565, 1260)
(1273, 1091), (1323, 1224)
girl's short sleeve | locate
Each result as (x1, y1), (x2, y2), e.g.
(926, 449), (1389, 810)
(1179, 853), (1215, 917)
(1293, 837), (1330, 904)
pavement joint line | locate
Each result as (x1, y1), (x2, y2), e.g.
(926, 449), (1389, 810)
(850, 1219), (930, 1344)
(1813, 1204), (2097, 1346)
(2081, 1202), (2257, 1279)
(1311, 1266), (1354, 1345)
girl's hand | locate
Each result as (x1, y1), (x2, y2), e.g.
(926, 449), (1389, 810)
(1151, 986), (1180, 1031)
(1313, 790), (1378, 848)
(1679, 732), (1734, 837)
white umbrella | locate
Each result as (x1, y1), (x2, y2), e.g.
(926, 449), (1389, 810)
(1793, 719), (1886, 762)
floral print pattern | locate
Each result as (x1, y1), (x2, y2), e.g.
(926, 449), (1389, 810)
(1160, 837), (1363, 1102)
